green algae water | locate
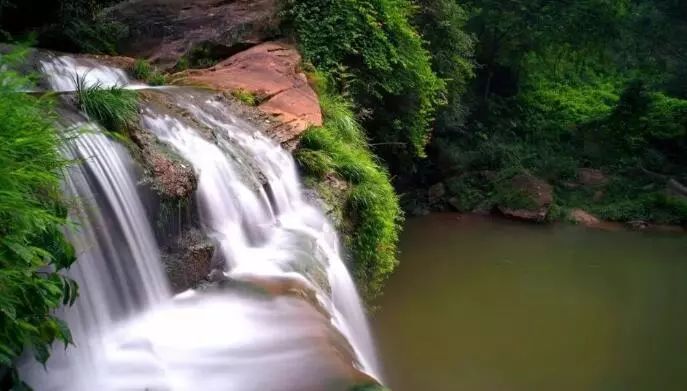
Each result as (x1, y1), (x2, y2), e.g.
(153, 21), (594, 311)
(374, 214), (687, 391)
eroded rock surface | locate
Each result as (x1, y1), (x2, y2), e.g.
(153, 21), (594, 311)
(177, 42), (323, 145)
(128, 123), (197, 199)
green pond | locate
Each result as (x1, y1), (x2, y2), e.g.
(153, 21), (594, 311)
(373, 214), (687, 391)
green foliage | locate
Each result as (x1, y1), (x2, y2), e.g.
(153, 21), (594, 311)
(284, 0), (444, 160)
(296, 73), (402, 300)
(424, 0), (687, 227)
(414, 0), (475, 133)
(132, 59), (152, 80)
(131, 59), (166, 86)
(0, 50), (77, 381)
(75, 76), (139, 132)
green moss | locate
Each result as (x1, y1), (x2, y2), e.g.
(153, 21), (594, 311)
(296, 73), (403, 300)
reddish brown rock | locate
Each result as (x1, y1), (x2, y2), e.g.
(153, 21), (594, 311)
(178, 42), (323, 144)
(569, 208), (601, 227)
(498, 173), (554, 222)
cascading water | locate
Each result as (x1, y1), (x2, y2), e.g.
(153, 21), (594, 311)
(142, 93), (381, 378)
(19, 120), (170, 390)
(22, 55), (382, 390)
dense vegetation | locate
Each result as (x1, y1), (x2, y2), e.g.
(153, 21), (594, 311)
(284, 0), (445, 166)
(296, 73), (402, 300)
(0, 50), (78, 387)
(419, 0), (687, 225)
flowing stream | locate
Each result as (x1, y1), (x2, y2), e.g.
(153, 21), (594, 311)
(20, 55), (379, 391)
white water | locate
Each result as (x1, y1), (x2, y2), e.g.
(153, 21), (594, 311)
(24, 56), (381, 390)
(20, 123), (169, 390)
(142, 96), (381, 378)
(40, 54), (146, 91)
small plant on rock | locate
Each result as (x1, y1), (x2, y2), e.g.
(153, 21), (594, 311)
(74, 73), (139, 132)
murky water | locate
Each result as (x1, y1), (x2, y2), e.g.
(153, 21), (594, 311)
(374, 214), (687, 391)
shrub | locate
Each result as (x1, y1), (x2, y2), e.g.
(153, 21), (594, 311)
(296, 73), (403, 300)
(0, 49), (78, 385)
(75, 76), (138, 132)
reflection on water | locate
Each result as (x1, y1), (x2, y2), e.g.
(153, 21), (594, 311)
(374, 214), (687, 391)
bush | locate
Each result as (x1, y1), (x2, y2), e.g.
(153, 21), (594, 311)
(296, 73), (402, 300)
(0, 49), (78, 385)
(284, 0), (444, 161)
(75, 76), (139, 132)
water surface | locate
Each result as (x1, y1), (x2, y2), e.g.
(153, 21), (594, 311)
(374, 214), (687, 391)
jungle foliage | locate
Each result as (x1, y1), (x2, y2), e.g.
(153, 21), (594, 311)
(422, 0), (687, 224)
(0, 49), (77, 387)
(284, 0), (445, 166)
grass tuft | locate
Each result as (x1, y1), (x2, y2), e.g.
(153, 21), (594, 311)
(74, 74), (139, 132)
(131, 59), (166, 86)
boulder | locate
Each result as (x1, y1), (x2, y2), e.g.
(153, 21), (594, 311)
(577, 168), (608, 187)
(106, 0), (281, 68)
(162, 228), (216, 292)
(498, 173), (554, 222)
(177, 42), (323, 145)
(569, 208), (601, 227)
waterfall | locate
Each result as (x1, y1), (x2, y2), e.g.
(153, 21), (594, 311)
(22, 55), (381, 390)
(19, 122), (169, 390)
(142, 92), (381, 378)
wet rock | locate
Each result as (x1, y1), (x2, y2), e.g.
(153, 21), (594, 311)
(162, 228), (216, 292)
(577, 168), (608, 187)
(497, 173), (554, 223)
(177, 42), (323, 144)
(106, 0), (281, 69)
(569, 208), (601, 227)
(128, 123), (197, 199)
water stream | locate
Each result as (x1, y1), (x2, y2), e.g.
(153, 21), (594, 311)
(20, 55), (379, 391)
